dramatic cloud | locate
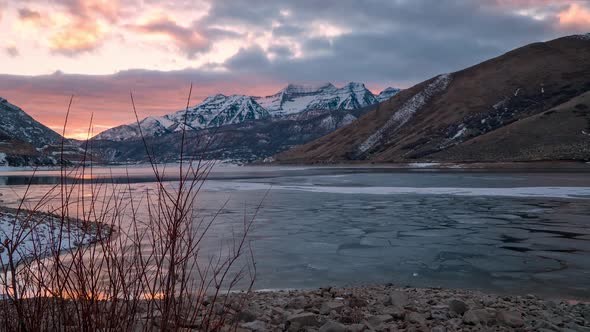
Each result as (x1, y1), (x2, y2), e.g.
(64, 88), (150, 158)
(559, 3), (590, 30)
(132, 17), (210, 57)
(53, 0), (123, 22)
(49, 20), (106, 55)
(1, 0), (589, 137)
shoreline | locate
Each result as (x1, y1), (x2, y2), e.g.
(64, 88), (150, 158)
(230, 284), (590, 331)
(2, 160), (590, 172)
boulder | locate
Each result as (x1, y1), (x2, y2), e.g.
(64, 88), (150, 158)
(383, 306), (406, 320)
(497, 310), (524, 327)
(287, 312), (322, 327)
(320, 301), (346, 315)
(319, 320), (347, 332)
(448, 299), (468, 315)
(406, 312), (426, 326)
(240, 320), (267, 331)
(463, 309), (492, 325)
(388, 291), (409, 307)
(367, 314), (394, 327)
(286, 296), (308, 309)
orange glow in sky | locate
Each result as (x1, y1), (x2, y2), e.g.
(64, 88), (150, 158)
(0, 0), (588, 138)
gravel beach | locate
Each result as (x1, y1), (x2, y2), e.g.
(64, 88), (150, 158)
(225, 285), (590, 332)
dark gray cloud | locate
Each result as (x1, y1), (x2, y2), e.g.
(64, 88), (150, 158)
(272, 24), (304, 37)
(268, 45), (294, 58)
(225, 46), (271, 70)
(3, 0), (589, 132)
(203, 0), (587, 86)
(131, 18), (211, 58)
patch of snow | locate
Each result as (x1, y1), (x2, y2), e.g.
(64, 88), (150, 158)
(492, 98), (508, 110)
(569, 33), (590, 40)
(452, 127), (467, 140)
(408, 162), (440, 168)
(0, 153), (6, 166)
(513, 88), (521, 96)
(0, 208), (109, 266)
(376, 87), (402, 102)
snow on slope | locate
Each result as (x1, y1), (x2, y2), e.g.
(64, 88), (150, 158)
(166, 94), (269, 129)
(254, 82), (379, 116)
(356, 74), (452, 157)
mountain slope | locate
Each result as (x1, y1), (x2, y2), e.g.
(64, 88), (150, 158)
(275, 34), (590, 164)
(0, 98), (62, 147)
(91, 106), (375, 163)
(0, 97), (85, 166)
(431, 91), (590, 161)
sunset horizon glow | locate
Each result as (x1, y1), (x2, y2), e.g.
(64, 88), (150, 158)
(1, 0), (589, 138)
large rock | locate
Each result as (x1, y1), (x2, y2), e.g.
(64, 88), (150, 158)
(497, 310), (524, 328)
(406, 312), (426, 326)
(240, 320), (267, 331)
(287, 312), (322, 327)
(388, 291), (409, 307)
(448, 299), (468, 315)
(367, 314), (394, 328)
(383, 306), (406, 320)
(237, 308), (260, 322)
(286, 296), (308, 309)
(319, 320), (347, 332)
(320, 301), (346, 315)
(348, 297), (368, 308)
(463, 309), (492, 325)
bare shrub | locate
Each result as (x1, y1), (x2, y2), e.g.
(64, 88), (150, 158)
(0, 88), (260, 331)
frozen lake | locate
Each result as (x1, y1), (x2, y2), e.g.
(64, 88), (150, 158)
(1, 165), (589, 299)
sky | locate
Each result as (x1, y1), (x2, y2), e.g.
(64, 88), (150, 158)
(0, 0), (589, 138)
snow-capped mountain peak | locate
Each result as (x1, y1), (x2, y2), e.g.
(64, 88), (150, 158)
(376, 87), (402, 102)
(95, 82), (403, 141)
(254, 82), (378, 116)
(95, 94), (269, 141)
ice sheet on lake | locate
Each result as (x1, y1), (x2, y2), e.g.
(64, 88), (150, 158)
(203, 181), (590, 199)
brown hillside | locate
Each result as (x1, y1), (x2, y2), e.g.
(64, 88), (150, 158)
(275, 35), (590, 163)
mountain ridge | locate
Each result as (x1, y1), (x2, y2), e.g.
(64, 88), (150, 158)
(275, 34), (590, 164)
(95, 83), (399, 141)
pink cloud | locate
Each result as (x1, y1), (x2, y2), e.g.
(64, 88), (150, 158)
(132, 17), (210, 57)
(50, 20), (105, 55)
(558, 3), (590, 30)
(18, 8), (42, 21)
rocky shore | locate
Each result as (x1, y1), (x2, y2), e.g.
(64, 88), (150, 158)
(227, 285), (590, 332)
